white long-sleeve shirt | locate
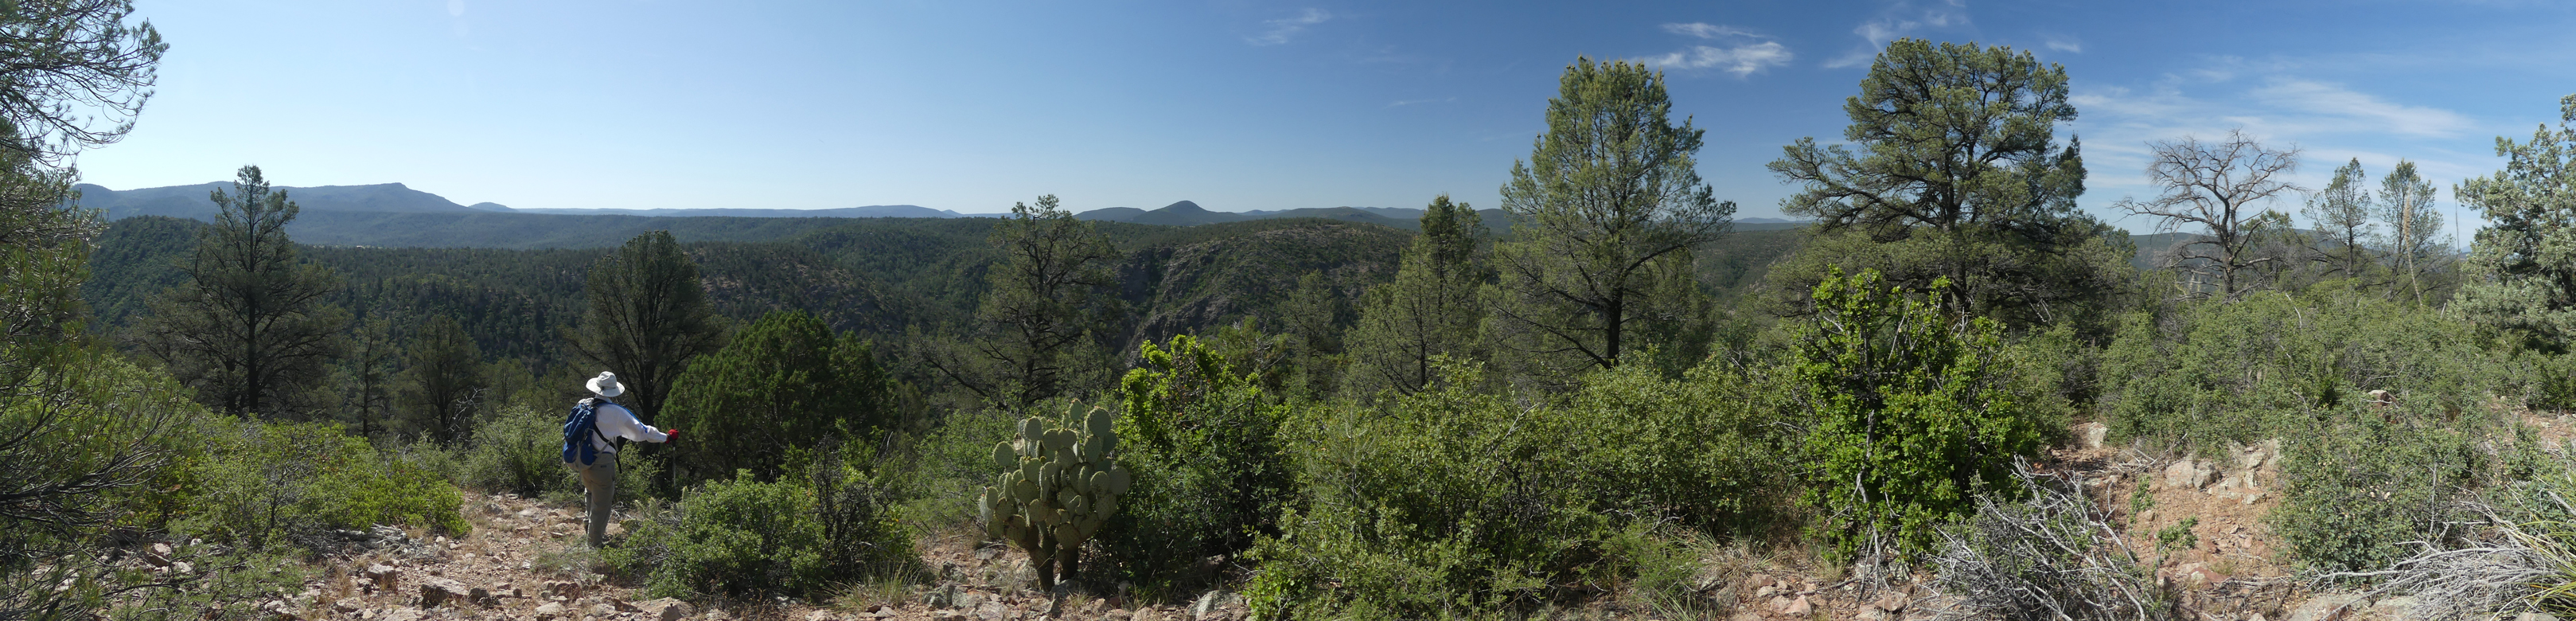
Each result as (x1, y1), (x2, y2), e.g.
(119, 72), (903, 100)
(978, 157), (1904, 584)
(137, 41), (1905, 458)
(585, 400), (668, 455)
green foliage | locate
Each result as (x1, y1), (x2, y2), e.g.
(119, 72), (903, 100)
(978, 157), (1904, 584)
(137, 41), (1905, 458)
(1106, 334), (1292, 592)
(2376, 160), (2447, 302)
(1767, 38), (2125, 334)
(401, 314), (489, 444)
(572, 229), (727, 426)
(1491, 57), (1734, 382)
(2456, 93), (2576, 347)
(662, 310), (896, 486)
(1793, 268), (2046, 561)
(168, 418), (467, 549)
(2271, 399), (2488, 576)
(941, 195), (1124, 408)
(443, 403), (582, 498)
(1346, 196), (1489, 398)
(2155, 517), (2199, 553)
(606, 463), (910, 600)
(2097, 283), (2496, 451)
(1246, 359), (1783, 617)
(2305, 158), (2379, 280)
(977, 405), (1132, 590)
(132, 166), (349, 418)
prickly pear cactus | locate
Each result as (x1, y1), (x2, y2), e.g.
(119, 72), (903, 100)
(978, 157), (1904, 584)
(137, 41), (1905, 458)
(976, 403), (1132, 590)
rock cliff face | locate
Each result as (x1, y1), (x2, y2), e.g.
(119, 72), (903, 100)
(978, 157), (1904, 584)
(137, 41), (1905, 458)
(1113, 221), (1405, 351)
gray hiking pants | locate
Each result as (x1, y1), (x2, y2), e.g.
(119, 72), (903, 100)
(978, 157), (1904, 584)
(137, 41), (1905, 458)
(573, 456), (618, 548)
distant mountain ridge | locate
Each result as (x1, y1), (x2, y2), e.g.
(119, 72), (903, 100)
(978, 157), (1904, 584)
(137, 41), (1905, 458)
(76, 182), (491, 221)
(75, 181), (1813, 233)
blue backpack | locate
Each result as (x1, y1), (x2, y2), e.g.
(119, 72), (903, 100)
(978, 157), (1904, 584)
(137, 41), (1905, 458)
(563, 398), (617, 466)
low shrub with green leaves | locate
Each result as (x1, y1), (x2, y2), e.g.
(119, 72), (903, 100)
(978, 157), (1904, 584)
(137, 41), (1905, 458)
(607, 455), (911, 600)
(1243, 357), (1784, 618)
(442, 403), (580, 498)
(2099, 283), (2498, 452)
(1105, 334), (1294, 592)
(1792, 268), (2048, 562)
(2271, 397), (2507, 576)
(167, 418), (467, 550)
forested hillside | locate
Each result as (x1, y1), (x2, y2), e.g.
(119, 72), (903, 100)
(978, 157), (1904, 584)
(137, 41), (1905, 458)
(27, 10), (2576, 621)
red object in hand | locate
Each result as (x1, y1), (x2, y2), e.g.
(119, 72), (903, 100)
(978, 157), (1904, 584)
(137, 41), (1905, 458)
(664, 429), (680, 442)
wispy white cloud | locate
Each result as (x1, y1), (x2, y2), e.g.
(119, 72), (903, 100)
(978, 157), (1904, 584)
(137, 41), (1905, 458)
(1826, 0), (1970, 68)
(1640, 23), (1792, 78)
(1248, 8), (1331, 46)
(2044, 36), (2081, 53)
(1386, 97), (1456, 108)
(2066, 64), (2490, 231)
(1662, 22), (1756, 40)
(2249, 79), (2472, 138)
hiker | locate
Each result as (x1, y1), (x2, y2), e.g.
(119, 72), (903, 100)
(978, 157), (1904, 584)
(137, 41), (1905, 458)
(563, 372), (677, 548)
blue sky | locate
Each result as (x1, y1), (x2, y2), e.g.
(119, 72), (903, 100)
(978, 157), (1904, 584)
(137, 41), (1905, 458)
(73, 1), (2576, 235)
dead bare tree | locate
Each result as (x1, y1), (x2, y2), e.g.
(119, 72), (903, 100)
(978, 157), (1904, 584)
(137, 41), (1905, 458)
(2117, 130), (2303, 300)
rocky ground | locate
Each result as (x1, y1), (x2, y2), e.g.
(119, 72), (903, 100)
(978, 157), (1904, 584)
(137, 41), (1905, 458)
(189, 420), (2511, 621)
(211, 490), (1251, 621)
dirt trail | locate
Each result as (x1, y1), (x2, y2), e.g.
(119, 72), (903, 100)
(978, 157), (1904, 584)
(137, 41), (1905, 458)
(269, 490), (1245, 621)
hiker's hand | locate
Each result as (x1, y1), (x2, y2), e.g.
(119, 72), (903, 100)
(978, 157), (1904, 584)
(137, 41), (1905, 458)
(663, 429), (680, 442)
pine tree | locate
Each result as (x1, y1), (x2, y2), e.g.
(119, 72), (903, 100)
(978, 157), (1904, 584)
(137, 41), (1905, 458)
(1767, 39), (2127, 329)
(1346, 195), (1488, 396)
(134, 166), (348, 417)
(403, 315), (488, 444)
(2375, 160), (2442, 303)
(571, 230), (726, 425)
(937, 195), (1122, 408)
(1491, 58), (1734, 381)
(2303, 158), (2376, 279)
(2455, 94), (2576, 345)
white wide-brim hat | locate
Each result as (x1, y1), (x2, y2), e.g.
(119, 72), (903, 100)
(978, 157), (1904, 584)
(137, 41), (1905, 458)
(587, 372), (625, 397)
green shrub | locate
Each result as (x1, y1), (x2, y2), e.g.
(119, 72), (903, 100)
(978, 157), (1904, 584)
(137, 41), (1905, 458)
(1245, 357), (1784, 618)
(661, 310), (897, 488)
(607, 455), (910, 600)
(2099, 284), (2496, 452)
(450, 404), (581, 498)
(2271, 398), (2488, 576)
(171, 419), (467, 550)
(1105, 334), (1293, 592)
(1792, 268), (2047, 562)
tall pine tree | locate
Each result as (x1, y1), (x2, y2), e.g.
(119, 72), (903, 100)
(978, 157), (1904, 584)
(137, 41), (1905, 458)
(1346, 195), (1488, 396)
(1490, 58), (1733, 382)
(134, 166), (347, 417)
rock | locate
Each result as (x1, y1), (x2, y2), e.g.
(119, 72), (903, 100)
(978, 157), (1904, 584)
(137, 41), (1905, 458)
(1873, 592), (1908, 612)
(2163, 459), (2217, 490)
(1194, 592), (1222, 619)
(377, 608), (424, 621)
(2250, 615), (2267, 621)
(418, 576), (471, 607)
(640, 599), (697, 621)
(534, 603), (566, 620)
(2165, 563), (2227, 588)
(2075, 422), (2110, 450)
(2516, 611), (2558, 621)
(146, 542), (174, 567)
(610, 597), (643, 613)
(170, 561), (192, 575)
(2370, 596), (2418, 619)
(1775, 595), (1812, 615)
(2282, 594), (2364, 621)
(1109, 610), (1133, 621)
(365, 564), (400, 590)
(806, 611), (837, 621)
